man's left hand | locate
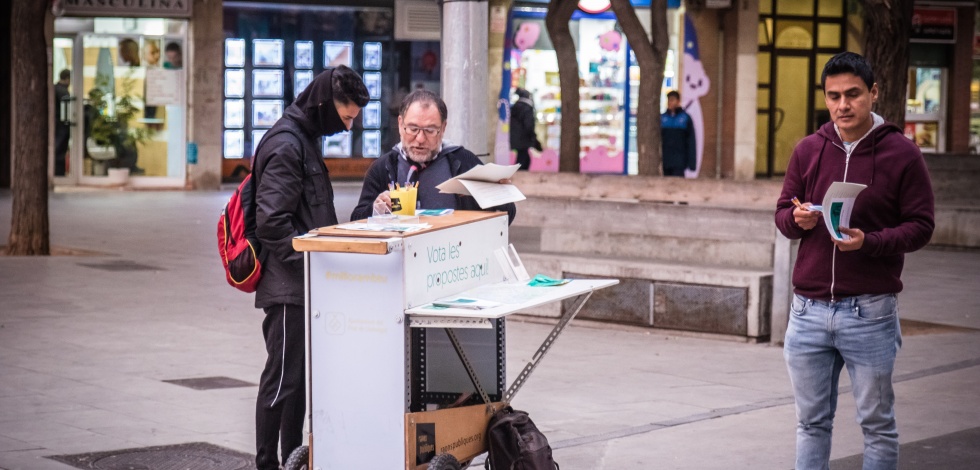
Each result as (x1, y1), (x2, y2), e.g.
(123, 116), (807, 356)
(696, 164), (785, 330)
(833, 227), (864, 251)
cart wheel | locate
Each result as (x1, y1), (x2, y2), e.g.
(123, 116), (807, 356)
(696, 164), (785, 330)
(427, 453), (461, 470)
(283, 445), (309, 470)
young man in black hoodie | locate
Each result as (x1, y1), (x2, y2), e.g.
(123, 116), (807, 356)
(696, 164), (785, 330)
(351, 89), (516, 224)
(251, 65), (369, 470)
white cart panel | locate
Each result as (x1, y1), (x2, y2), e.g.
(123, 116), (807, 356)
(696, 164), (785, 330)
(309, 250), (406, 469)
(401, 215), (509, 309)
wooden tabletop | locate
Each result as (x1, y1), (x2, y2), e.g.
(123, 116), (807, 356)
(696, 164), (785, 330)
(292, 210), (507, 254)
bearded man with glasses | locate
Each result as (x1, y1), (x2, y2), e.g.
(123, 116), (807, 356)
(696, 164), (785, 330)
(351, 89), (517, 223)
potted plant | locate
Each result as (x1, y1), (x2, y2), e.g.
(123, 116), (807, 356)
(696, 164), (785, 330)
(85, 74), (153, 180)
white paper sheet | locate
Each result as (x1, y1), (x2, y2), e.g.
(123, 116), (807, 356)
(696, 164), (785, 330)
(145, 68), (182, 106)
(458, 179), (526, 207)
(821, 182), (867, 241)
(335, 222), (430, 233)
(435, 163), (525, 207)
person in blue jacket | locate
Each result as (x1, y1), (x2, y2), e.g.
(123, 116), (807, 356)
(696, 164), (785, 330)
(660, 90), (696, 177)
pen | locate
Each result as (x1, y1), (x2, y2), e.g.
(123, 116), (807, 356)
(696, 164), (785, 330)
(791, 197), (805, 210)
(406, 165), (418, 187)
(388, 182), (394, 191)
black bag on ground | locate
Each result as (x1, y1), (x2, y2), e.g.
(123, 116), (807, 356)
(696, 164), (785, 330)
(485, 406), (558, 470)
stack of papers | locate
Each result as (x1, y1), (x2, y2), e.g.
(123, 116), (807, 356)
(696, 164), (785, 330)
(429, 297), (502, 310)
(436, 163), (526, 208)
(335, 222), (430, 233)
(821, 182), (866, 241)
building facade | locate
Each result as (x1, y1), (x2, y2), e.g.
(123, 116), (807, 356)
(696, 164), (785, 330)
(1, 0), (976, 190)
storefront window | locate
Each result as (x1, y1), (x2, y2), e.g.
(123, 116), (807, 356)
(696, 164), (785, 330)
(817, 0), (843, 18)
(906, 66), (945, 153)
(53, 17), (188, 185)
(222, 2), (394, 161)
(507, 7), (680, 174)
(758, 18), (773, 46)
(756, 1), (846, 177)
(774, 21), (813, 49)
(759, 0), (772, 15)
(817, 23), (841, 49)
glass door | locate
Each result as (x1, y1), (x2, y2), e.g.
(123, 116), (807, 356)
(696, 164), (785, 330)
(772, 55), (811, 172)
(55, 17), (187, 188)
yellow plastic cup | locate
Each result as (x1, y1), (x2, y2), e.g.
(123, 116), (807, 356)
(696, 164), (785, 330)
(389, 187), (417, 215)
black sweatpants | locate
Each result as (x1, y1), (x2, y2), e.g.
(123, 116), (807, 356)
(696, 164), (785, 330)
(255, 303), (305, 470)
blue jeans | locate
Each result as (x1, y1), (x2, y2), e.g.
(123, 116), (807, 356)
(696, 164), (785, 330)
(784, 293), (902, 470)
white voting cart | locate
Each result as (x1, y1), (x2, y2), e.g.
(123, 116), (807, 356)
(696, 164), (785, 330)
(291, 211), (616, 469)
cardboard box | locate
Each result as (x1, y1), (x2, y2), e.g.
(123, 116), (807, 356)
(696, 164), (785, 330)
(405, 402), (504, 468)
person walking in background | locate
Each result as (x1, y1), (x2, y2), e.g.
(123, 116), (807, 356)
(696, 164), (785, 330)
(251, 65), (369, 470)
(53, 69), (71, 177)
(509, 88), (541, 171)
(774, 51), (934, 470)
(660, 90), (695, 177)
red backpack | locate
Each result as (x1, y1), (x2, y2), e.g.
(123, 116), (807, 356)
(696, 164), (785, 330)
(218, 174), (262, 293)
(218, 126), (305, 293)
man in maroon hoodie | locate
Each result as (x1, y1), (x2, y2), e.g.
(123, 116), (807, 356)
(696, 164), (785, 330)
(775, 52), (934, 470)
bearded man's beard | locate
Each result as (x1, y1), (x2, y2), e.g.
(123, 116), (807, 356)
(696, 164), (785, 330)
(406, 147), (437, 164)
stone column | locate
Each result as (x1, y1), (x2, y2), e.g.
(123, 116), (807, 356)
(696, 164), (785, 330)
(187, 0), (223, 189)
(441, 0), (489, 159)
(731, 0), (759, 181)
(771, 229), (798, 344)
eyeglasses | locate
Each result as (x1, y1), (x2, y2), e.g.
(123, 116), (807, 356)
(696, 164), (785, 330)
(402, 126), (441, 137)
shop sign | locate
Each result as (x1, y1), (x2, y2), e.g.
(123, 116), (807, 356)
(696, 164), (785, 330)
(60, 0), (192, 19)
(910, 7), (955, 44)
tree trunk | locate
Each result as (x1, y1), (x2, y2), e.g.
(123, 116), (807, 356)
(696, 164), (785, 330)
(609, 0), (668, 176)
(861, 0), (913, 127)
(1, 1), (12, 188)
(546, 0), (581, 172)
(6, 0), (50, 255)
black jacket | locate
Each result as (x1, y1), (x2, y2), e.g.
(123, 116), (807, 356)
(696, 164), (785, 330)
(509, 99), (540, 151)
(252, 69), (348, 308)
(351, 146), (517, 224)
